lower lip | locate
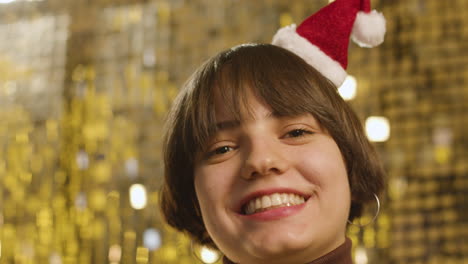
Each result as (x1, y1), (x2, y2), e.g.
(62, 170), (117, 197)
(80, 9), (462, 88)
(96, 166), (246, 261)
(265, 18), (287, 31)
(239, 202), (307, 221)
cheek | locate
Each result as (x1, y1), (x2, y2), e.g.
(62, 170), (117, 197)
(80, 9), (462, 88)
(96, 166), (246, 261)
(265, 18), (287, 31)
(193, 165), (239, 242)
(296, 144), (350, 192)
(194, 165), (235, 211)
(194, 168), (217, 209)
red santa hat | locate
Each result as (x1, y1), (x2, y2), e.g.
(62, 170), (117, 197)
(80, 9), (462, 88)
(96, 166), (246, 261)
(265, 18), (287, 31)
(272, 0), (386, 87)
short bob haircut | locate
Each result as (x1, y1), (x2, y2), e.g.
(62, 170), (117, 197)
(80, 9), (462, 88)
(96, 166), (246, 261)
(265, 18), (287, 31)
(160, 44), (384, 248)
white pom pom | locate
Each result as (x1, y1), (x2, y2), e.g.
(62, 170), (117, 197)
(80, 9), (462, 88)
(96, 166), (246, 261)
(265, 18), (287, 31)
(351, 10), (386, 48)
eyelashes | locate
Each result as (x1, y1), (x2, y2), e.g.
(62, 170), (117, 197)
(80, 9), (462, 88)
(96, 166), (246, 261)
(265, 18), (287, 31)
(208, 145), (237, 157)
(205, 128), (315, 159)
(283, 128), (315, 138)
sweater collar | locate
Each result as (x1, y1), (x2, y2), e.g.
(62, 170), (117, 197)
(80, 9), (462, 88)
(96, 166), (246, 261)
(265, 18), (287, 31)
(222, 237), (353, 264)
(306, 237), (353, 264)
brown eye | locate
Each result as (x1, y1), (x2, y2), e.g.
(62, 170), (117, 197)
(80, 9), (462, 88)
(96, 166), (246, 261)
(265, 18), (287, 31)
(210, 146), (234, 156)
(286, 129), (313, 138)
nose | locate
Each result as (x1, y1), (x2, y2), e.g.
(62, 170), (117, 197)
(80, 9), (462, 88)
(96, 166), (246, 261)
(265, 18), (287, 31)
(241, 138), (289, 180)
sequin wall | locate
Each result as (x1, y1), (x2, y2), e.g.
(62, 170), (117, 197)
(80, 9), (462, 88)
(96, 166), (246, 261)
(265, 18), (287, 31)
(0, 0), (466, 263)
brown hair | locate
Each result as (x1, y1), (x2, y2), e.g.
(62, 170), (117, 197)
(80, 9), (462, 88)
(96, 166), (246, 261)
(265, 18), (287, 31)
(160, 44), (385, 248)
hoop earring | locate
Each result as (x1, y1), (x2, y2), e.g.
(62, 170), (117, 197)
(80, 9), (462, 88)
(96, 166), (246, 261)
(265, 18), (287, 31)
(191, 240), (222, 264)
(347, 193), (380, 227)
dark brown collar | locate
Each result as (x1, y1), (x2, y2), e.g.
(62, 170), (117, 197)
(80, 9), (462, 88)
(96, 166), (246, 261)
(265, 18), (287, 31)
(223, 237), (353, 264)
(306, 237), (353, 264)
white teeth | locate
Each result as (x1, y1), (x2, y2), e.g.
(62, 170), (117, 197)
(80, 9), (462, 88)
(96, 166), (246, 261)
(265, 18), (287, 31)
(247, 201), (255, 215)
(271, 193), (282, 206)
(261, 196), (271, 208)
(244, 193), (307, 215)
(298, 196), (305, 204)
(255, 198), (261, 209)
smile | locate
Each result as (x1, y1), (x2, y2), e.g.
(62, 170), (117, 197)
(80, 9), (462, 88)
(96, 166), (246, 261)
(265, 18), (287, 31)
(243, 193), (307, 215)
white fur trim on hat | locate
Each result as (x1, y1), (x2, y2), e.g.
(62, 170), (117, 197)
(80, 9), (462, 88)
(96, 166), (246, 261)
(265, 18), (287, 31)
(351, 10), (386, 48)
(272, 24), (347, 87)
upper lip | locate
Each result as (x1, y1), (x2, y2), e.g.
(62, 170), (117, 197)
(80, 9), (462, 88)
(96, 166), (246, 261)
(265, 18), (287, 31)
(236, 188), (311, 214)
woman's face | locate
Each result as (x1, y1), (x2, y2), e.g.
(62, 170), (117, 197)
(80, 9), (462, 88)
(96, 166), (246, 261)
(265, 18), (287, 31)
(194, 92), (351, 264)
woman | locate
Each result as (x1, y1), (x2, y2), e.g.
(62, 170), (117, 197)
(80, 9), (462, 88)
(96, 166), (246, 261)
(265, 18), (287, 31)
(160, 44), (384, 264)
(160, 1), (386, 263)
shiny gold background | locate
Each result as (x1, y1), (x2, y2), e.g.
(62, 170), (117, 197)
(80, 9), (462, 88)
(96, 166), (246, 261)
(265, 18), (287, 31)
(0, 0), (467, 263)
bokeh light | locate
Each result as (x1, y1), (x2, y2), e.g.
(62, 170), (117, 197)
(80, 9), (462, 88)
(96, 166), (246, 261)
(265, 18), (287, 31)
(143, 228), (162, 251)
(108, 244), (121, 263)
(354, 246), (368, 264)
(338, 75), (357, 101)
(200, 246), (220, 264)
(129, 184), (147, 210)
(365, 116), (390, 142)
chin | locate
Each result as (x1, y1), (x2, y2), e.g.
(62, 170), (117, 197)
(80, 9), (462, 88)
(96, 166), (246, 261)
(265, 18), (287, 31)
(225, 230), (345, 264)
(251, 239), (305, 256)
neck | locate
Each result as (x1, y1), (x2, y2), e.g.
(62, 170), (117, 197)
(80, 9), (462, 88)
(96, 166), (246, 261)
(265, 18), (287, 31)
(306, 237), (353, 264)
(223, 238), (353, 264)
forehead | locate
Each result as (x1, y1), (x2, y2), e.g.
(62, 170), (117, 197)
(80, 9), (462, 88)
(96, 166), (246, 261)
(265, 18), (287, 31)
(208, 60), (324, 124)
(209, 72), (316, 129)
(212, 87), (323, 133)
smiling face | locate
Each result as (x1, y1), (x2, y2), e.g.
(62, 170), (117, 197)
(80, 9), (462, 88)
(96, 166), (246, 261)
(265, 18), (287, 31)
(161, 45), (384, 261)
(194, 92), (351, 264)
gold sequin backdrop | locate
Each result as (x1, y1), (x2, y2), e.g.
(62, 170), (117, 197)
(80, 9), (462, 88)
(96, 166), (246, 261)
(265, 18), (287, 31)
(0, 0), (467, 263)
